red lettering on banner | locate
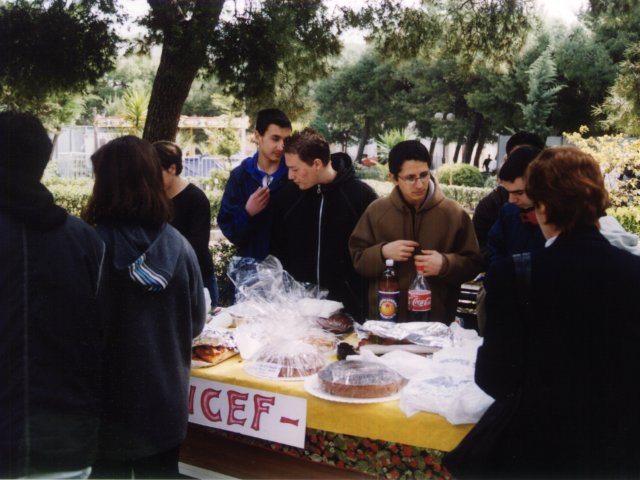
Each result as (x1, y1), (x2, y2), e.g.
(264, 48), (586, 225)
(279, 417), (300, 427)
(251, 394), (276, 431)
(200, 388), (222, 422)
(188, 385), (196, 414)
(227, 390), (249, 426)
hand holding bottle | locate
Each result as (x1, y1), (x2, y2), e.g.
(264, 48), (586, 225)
(414, 250), (444, 277)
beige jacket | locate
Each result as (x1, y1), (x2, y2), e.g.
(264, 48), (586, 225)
(349, 179), (482, 323)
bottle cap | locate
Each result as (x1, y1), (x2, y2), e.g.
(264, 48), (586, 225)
(385, 259), (394, 267)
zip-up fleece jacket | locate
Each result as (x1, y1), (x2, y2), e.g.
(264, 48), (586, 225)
(349, 179), (482, 324)
(217, 153), (288, 260)
(0, 169), (107, 477)
(270, 160), (378, 322)
(95, 223), (205, 461)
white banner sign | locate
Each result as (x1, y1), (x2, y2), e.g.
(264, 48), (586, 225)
(188, 377), (308, 448)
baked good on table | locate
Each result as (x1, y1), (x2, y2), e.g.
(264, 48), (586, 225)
(315, 311), (354, 334)
(192, 345), (236, 365)
(318, 360), (407, 398)
(248, 340), (326, 379)
(191, 328), (238, 367)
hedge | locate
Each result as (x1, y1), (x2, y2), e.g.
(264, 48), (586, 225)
(43, 178), (640, 235)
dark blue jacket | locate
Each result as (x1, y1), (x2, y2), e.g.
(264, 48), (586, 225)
(217, 153), (288, 260)
(487, 202), (545, 266)
(0, 169), (107, 477)
(469, 226), (640, 478)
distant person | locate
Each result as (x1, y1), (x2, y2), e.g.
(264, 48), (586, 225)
(473, 131), (545, 268)
(84, 136), (206, 478)
(271, 129), (377, 321)
(349, 140), (482, 324)
(154, 140), (218, 309)
(0, 112), (107, 478)
(482, 154), (493, 172)
(217, 108), (292, 260)
(446, 146), (640, 478)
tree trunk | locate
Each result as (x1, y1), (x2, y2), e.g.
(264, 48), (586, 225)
(143, 0), (225, 142)
(462, 112), (484, 164)
(429, 137), (437, 158)
(356, 116), (371, 162)
(474, 133), (486, 168)
(453, 136), (464, 163)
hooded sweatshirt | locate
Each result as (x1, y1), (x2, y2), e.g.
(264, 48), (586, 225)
(95, 222), (205, 460)
(349, 178), (483, 324)
(1, 168), (106, 477)
(217, 152), (288, 260)
(270, 158), (378, 321)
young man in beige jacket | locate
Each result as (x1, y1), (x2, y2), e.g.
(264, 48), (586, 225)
(349, 140), (482, 323)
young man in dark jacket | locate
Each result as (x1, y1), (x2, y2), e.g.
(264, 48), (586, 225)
(270, 128), (377, 322)
(0, 112), (107, 478)
(217, 108), (291, 260)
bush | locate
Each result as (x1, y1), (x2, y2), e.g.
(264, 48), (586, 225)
(435, 164), (485, 188)
(202, 169), (230, 192)
(47, 182), (92, 218)
(210, 239), (238, 307)
(608, 206), (640, 235)
(354, 162), (388, 181)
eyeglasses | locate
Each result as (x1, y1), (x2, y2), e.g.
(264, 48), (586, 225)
(397, 171), (430, 184)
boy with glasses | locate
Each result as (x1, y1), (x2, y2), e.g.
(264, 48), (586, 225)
(349, 140), (482, 324)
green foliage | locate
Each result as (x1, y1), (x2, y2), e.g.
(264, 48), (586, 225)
(0, 1), (117, 106)
(435, 164), (485, 187)
(202, 170), (231, 194)
(118, 86), (150, 136)
(376, 128), (413, 164)
(608, 206), (640, 235)
(210, 240), (238, 307)
(564, 130), (640, 208)
(354, 163), (389, 181)
(46, 181), (93, 218)
(595, 42), (640, 136)
(204, 190), (223, 228)
(517, 49), (564, 138)
(213, 128), (240, 160)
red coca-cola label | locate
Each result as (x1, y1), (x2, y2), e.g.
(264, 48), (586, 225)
(408, 290), (432, 312)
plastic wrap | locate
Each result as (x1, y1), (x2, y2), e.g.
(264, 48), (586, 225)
(356, 320), (453, 353)
(317, 360), (408, 398)
(191, 326), (238, 368)
(314, 311), (354, 334)
(245, 339), (327, 380)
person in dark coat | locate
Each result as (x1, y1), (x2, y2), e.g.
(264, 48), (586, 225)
(217, 109), (291, 260)
(270, 128), (378, 322)
(473, 132), (545, 268)
(83, 136), (206, 479)
(447, 146), (640, 478)
(0, 112), (107, 478)
(154, 140), (218, 308)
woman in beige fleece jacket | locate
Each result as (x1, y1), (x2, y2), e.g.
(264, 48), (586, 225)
(349, 140), (482, 324)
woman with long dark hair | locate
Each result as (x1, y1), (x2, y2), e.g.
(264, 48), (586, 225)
(84, 136), (206, 478)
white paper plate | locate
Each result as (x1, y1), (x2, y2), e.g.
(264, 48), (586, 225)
(303, 374), (401, 404)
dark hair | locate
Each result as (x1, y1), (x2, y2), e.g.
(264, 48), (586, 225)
(153, 141), (183, 175)
(0, 111), (52, 180)
(283, 128), (330, 166)
(83, 136), (172, 227)
(498, 146), (542, 182)
(255, 108), (291, 135)
(506, 131), (545, 155)
(526, 146), (608, 232)
(388, 140), (431, 176)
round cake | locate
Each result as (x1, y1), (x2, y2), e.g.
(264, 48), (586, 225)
(318, 360), (407, 398)
(249, 341), (326, 379)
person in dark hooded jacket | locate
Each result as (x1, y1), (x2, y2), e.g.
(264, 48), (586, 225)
(270, 128), (377, 322)
(0, 112), (107, 479)
(83, 136), (206, 479)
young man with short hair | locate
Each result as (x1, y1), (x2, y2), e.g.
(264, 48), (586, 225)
(270, 128), (377, 321)
(349, 140), (482, 324)
(217, 108), (291, 259)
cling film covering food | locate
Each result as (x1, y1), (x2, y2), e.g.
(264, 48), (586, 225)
(191, 326), (238, 368)
(317, 360), (408, 398)
(356, 320), (453, 350)
(225, 256), (342, 378)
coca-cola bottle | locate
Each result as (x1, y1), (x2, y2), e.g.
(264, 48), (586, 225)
(378, 259), (399, 321)
(407, 265), (432, 322)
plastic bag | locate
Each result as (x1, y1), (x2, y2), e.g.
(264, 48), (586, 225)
(245, 339), (327, 380)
